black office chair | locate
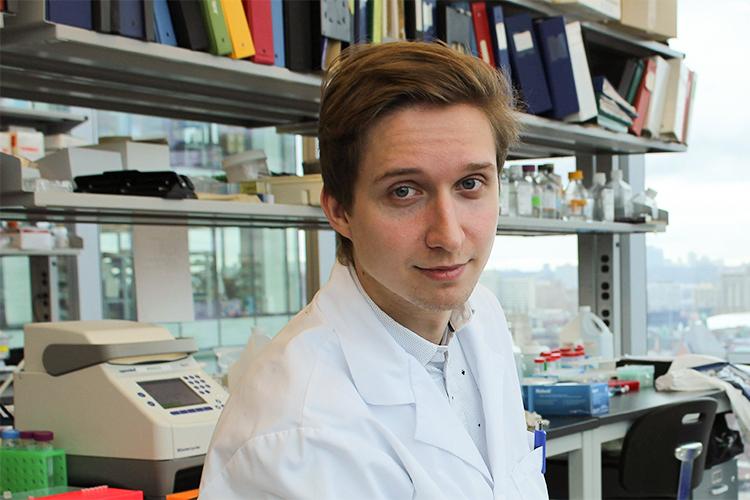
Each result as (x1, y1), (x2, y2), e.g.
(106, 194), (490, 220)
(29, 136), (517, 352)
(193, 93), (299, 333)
(546, 398), (718, 499)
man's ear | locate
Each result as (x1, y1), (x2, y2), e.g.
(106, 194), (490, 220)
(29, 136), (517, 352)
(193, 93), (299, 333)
(320, 188), (353, 240)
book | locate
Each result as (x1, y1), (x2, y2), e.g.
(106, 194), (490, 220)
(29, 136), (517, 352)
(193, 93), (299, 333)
(153, 0), (178, 46)
(201, 0), (233, 56)
(245, 0), (275, 64)
(284, 0), (322, 71)
(536, 16), (579, 119)
(659, 57), (690, 142)
(642, 55), (671, 138)
(629, 57), (656, 136)
(168, 0), (210, 51)
(220, 0), (255, 59)
(270, 0), (285, 66)
(681, 70), (697, 144)
(626, 59), (645, 104)
(505, 13), (552, 115)
(487, 4), (511, 77)
(563, 21), (596, 123)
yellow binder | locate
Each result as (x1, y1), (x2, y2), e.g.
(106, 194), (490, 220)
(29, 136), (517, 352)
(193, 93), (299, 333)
(219, 0), (256, 59)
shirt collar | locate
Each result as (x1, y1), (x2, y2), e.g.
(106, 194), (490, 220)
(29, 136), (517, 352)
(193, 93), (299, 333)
(348, 266), (475, 367)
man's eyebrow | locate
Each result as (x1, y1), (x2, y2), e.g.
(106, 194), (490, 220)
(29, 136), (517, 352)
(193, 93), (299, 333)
(374, 162), (497, 183)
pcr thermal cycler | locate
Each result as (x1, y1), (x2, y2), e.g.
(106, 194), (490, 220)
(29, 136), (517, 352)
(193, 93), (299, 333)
(14, 320), (229, 497)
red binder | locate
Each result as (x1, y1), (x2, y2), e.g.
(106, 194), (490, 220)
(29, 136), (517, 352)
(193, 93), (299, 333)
(681, 70), (696, 144)
(470, 2), (495, 67)
(629, 57), (656, 136)
(243, 0), (275, 65)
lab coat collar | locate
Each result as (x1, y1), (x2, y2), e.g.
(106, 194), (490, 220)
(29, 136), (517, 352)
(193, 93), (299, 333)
(316, 263), (495, 485)
(316, 262), (415, 406)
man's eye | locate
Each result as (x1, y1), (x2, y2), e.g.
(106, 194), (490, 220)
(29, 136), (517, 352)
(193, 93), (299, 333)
(393, 186), (414, 198)
(460, 178), (481, 190)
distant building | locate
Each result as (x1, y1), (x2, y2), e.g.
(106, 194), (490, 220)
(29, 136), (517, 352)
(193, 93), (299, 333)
(720, 266), (750, 313)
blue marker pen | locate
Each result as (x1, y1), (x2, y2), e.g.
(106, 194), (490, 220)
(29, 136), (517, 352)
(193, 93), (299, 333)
(534, 422), (547, 474)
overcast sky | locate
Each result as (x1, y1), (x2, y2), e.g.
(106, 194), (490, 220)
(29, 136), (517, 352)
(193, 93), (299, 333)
(488, 0), (749, 271)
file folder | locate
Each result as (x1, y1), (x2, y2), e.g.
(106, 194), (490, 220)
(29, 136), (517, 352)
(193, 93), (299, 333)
(437, 2), (473, 56)
(321, 0), (352, 42)
(660, 57), (689, 142)
(368, 0), (383, 43)
(487, 4), (511, 77)
(642, 55), (671, 138)
(220, 0), (256, 59)
(201, 0), (233, 56)
(144, 0), (157, 41)
(404, 0), (418, 40)
(284, 0), (322, 72)
(563, 21), (596, 123)
(168, 0), (210, 51)
(46, 0), (93, 29)
(354, 0), (369, 43)
(270, 0), (285, 67)
(629, 57), (656, 136)
(421, 0), (436, 41)
(535, 16), (579, 119)
(92, 0), (111, 32)
(153, 0), (178, 46)
(471, 2), (495, 67)
(244, 0), (274, 64)
(112, 0), (145, 39)
(506, 13), (552, 115)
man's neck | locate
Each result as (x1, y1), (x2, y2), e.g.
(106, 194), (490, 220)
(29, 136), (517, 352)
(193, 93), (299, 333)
(354, 265), (451, 345)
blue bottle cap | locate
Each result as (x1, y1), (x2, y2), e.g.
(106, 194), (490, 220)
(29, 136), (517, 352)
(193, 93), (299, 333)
(1, 429), (20, 439)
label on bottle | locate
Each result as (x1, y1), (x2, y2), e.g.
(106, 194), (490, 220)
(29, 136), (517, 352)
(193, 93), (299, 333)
(531, 194), (541, 208)
(542, 190), (557, 211)
(516, 184), (533, 216)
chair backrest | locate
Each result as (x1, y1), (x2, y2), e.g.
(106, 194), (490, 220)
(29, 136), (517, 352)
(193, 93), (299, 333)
(619, 398), (717, 497)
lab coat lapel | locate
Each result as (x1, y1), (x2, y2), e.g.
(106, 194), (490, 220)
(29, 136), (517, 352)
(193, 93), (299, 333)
(459, 315), (509, 489)
(410, 361), (494, 485)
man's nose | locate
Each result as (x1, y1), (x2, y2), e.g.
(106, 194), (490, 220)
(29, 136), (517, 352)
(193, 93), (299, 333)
(424, 194), (464, 253)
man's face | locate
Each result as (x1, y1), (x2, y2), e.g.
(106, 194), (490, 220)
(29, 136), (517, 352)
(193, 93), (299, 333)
(343, 103), (499, 313)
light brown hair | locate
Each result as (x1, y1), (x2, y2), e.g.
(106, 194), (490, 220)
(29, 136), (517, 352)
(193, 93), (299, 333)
(319, 41), (519, 265)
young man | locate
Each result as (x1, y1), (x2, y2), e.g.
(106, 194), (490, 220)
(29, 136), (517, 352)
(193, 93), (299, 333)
(200, 42), (548, 499)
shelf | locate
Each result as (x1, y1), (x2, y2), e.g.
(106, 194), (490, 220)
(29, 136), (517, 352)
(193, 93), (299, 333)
(0, 22), (321, 129)
(0, 191), (667, 235)
(277, 113), (687, 159)
(0, 247), (82, 257)
(0, 105), (88, 134)
(500, 0), (684, 59)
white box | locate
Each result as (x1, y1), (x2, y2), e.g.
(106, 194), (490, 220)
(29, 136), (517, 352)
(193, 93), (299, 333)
(12, 130), (45, 161)
(36, 147), (123, 181)
(550, 0), (621, 21)
(44, 133), (89, 152)
(87, 139), (170, 171)
(262, 174), (323, 206)
(10, 228), (54, 251)
(0, 152), (40, 193)
(0, 132), (12, 155)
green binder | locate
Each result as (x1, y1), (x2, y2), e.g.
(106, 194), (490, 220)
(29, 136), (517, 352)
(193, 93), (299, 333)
(201, 0), (233, 56)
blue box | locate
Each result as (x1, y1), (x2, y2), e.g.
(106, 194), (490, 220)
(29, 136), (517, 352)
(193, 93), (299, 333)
(523, 383), (610, 416)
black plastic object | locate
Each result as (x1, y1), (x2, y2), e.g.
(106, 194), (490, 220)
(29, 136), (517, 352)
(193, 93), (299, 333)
(705, 413), (744, 469)
(74, 170), (197, 199)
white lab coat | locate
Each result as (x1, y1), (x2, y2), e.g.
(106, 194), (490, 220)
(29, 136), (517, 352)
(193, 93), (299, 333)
(199, 263), (548, 499)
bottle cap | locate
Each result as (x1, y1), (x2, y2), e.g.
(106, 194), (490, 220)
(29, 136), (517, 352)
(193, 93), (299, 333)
(611, 169), (623, 180)
(522, 164), (536, 173)
(1, 429), (20, 439)
(32, 431), (54, 442)
(538, 165), (553, 174)
(541, 351), (551, 357)
(568, 170), (583, 181)
(571, 199), (586, 207)
(19, 431), (34, 439)
(533, 357), (546, 364)
(593, 173), (607, 185)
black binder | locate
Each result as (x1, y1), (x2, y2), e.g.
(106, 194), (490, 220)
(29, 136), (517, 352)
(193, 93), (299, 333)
(92, 0), (111, 32)
(283, 0), (322, 72)
(167, 0), (209, 51)
(74, 171), (197, 200)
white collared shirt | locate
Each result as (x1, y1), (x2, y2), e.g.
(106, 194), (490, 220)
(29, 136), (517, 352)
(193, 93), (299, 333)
(350, 267), (490, 468)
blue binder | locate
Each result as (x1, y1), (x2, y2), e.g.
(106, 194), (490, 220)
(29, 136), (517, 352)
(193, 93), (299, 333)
(487, 4), (511, 78)
(153, 0), (177, 46)
(422, 0), (436, 41)
(271, 0), (286, 67)
(535, 16), (579, 119)
(112, 0), (145, 39)
(505, 13), (552, 115)
(46, 0), (93, 29)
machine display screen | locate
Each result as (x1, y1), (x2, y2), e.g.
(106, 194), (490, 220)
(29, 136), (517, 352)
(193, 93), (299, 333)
(138, 378), (205, 409)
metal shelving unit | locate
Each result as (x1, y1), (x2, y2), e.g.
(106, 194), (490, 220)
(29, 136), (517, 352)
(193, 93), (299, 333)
(0, 191), (666, 235)
(0, 247), (81, 256)
(0, 105), (88, 134)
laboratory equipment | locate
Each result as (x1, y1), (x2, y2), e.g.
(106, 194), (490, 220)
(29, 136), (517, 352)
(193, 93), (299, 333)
(590, 172), (615, 221)
(525, 165), (542, 218)
(14, 320), (229, 497)
(564, 171), (589, 220)
(509, 165), (532, 217)
(616, 364), (655, 389)
(560, 306), (615, 360)
(607, 169), (633, 219)
(632, 188), (659, 219)
(499, 167), (510, 216)
(1, 429), (20, 448)
(537, 164), (559, 219)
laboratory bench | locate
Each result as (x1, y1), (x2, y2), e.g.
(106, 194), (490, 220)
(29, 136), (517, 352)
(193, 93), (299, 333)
(545, 388), (732, 499)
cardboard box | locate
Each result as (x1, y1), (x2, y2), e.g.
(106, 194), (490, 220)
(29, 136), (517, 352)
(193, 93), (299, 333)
(523, 382), (610, 416)
(619, 0), (677, 41)
(550, 0), (621, 21)
(240, 174), (323, 206)
(11, 130), (45, 161)
(37, 147), (123, 181)
(9, 228), (54, 251)
(87, 138), (170, 171)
